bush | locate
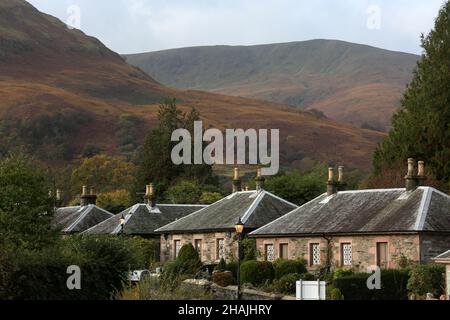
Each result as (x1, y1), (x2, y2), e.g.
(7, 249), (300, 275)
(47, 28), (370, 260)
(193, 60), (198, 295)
(407, 264), (445, 297)
(273, 259), (307, 279)
(242, 238), (257, 261)
(333, 269), (410, 300)
(215, 258), (226, 272)
(332, 268), (354, 280)
(213, 271), (235, 287)
(0, 235), (142, 300)
(327, 285), (343, 300)
(273, 272), (315, 294)
(127, 237), (158, 268)
(240, 260), (274, 286)
(161, 244), (201, 287)
(225, 261), (238, 280)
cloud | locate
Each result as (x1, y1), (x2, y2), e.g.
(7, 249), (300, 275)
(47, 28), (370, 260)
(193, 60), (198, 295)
(25, 0), (446, 54)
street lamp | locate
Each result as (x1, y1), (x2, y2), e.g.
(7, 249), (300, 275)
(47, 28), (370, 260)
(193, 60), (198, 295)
(235, 217), (245, 300)
(120, 214), (125, 234)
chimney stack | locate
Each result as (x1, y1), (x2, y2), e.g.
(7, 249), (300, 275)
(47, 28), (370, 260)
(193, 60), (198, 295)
(417, 161), (427, 186)
(80, 185), (97, 206)
(255, 166), (266, 192)
(145, 183), (157, 207)
(55, 189), (62, 208)
(327, 167), (338, 196)
(232, 168), (242, 193)
(337, 166), (347, 191)
(405, 158), (419, 191)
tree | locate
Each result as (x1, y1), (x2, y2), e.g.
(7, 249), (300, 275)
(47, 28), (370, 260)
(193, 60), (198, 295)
(165, 180), (202, 204)
(97, 189), (132, 214)
(70, 155), (135, 197)
(0, 153), (57, 250)
(372, 2), (450, 192)
(133, 98), (217, 201)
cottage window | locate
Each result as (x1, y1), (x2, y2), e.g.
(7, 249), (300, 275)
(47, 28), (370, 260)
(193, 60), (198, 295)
(174, 240), (181, 259)
(341, 243), (352, 266)
(310, 243), (321, 266)
(195, 239), (202, 256)
(265, 244), (275, 262)
(376, 242), (388, 269)
(279, 243), (289, 260)
(216, 238), (225, 260)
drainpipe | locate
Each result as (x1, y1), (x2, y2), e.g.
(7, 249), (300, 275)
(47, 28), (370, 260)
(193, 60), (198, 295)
(321, 234), (333, 274)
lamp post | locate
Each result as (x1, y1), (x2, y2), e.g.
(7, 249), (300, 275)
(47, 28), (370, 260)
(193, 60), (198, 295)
(235, 217), (245, 300)
(120, 214), (125, 234)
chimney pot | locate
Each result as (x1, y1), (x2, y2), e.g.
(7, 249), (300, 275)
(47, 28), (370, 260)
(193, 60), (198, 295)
(407, 158), (415, 176)
(145, 183), (157, 207)
(232, 167), (242, 193)
(418, 161), (425, 177)
(56, 189), (61, 201)
(328, 167), (335, 182)
(405, 158), (419, 191)
(338, 166), (344, 183)
(82, 185), (87, 196)
(255, 166), (265, 192)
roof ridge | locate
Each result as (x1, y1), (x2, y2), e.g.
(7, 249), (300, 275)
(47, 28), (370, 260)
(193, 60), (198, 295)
(419, 186), (450, 199)
(263, 190), (299, 208)
(249, 193), (326, 235)
(155, 195), (231, 232)
(65, 205), (93, 232)
(241, 191), (266, 224)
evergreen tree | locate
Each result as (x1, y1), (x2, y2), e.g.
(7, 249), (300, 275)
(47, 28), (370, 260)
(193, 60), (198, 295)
(373, 2), (450, 191)
(132, 98), (217, 201)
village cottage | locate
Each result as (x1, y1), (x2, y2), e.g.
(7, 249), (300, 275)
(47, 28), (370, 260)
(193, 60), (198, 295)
(52, 186), (114, 235)
(250, 160), (450, 271)
(83, 184), (205, 242)
(433, 250), (450, 300)
(156, 168), (298, 264)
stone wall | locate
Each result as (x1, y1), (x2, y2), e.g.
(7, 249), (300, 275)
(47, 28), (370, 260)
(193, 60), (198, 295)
(419, 233), (450, 263)
(181, 279), (295, 300)
(255, 234), (421, 271)
(160, 231), (239, 264)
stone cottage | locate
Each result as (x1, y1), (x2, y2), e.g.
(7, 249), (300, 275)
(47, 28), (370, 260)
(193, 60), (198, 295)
(250, 159), (450, 271)
(52, 186), (114, 234)
(83, 184), (206, 241)
(156, 168), (298, 264)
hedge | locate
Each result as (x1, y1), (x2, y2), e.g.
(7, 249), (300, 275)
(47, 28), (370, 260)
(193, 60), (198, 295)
(273, 259), (307, 279)
(333, 269), (410, 300)
(240, 260), (274, 286)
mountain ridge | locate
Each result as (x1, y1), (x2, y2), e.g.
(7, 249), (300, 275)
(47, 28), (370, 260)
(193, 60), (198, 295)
(0, 0), (383, 171)
(125, 40), (419, 131)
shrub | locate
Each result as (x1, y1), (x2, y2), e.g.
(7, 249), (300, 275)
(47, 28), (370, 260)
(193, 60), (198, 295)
(127, 237), (158, 268)
(215, 258), (226, 272)
(177, 243), (201, 274)
(273, 273), (299, 294)
(407, 264), (445, 297)
(241, 238), (257, 261)
(333, 269), (410, 300)
(332, 268), (354, 280)
(240, 260), (274, 286)
(213, 271), (235, 287)
(273, 259), (307, 279)
(327, 285), (343, 300)
(225, 261), (238, 280)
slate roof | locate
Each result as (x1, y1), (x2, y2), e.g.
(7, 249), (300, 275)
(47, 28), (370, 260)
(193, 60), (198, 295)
(53, 205), (114, 234)
(156, 191), (298, 233)
(250, 187), (450, 237)
(83, 204), (207, 235)
(434, 250), (450, 262)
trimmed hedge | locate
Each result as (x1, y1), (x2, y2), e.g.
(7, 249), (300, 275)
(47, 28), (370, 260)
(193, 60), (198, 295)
(333, 269), (410, 300)
(240, 260), (274, 286)
(273, 259), (307, 279)
(273, 272), (315, 294)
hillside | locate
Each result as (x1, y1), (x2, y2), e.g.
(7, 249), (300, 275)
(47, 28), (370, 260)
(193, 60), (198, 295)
(125, 41), (419, 131)
(0, 0), (383, 171)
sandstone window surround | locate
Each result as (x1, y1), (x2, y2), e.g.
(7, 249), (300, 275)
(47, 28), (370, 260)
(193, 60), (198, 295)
(341, 243), (353, 266)
(195, 239), (203, 256)
(279, 243), (289, 260)
(174, 240), (181, 259)
(216, 238), (225, 260)
(265, 244), (275, 262)
(310, 243), (321, 266)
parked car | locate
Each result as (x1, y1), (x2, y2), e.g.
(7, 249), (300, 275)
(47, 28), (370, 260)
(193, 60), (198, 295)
(128, 270), (151, 282)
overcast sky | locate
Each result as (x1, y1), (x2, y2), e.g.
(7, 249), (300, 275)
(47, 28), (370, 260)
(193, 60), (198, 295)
(26, 0), (445, 55)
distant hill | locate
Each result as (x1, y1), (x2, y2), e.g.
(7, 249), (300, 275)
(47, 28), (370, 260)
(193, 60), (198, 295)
(125, 40), (419, 131)
(0, 0), (384, 172)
